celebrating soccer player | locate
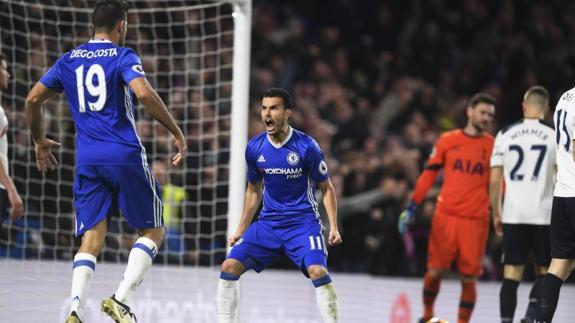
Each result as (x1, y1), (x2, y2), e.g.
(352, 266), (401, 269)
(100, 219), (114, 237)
(535, 86), (575, 323)
(398, 93), (496, 323)
(489, 86), (555, 323)
(24, 1), (186, 322)
(217, 88), (342, 323)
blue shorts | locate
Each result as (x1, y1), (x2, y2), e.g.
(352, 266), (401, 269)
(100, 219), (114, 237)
(73, 165), (163, 236)
(227, 220), (328, 277)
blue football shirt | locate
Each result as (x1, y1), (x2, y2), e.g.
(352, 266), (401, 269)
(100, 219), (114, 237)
(39, 39), (147, 166)
(246, 127), (330, 225)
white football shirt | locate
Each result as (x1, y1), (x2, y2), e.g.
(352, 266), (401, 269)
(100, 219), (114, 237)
(554, 87), (575, 197)
(490, 118), (556, 224)
(0, 105), (8, 190)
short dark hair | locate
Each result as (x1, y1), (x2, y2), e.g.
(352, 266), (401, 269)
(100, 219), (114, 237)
(92, 0), (130, 33)
(469, 92), (496, 108)
(523, 85), (549, 108)
(0, 53), (6, 64)
(263, 88), (293, 109)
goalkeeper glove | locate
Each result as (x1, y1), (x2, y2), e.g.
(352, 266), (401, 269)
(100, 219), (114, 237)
(398, 201), (417, 235)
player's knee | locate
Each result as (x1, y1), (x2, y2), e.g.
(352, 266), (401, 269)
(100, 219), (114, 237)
(79, 232), (105, 255)
(535, 265), (549, 276)
(139, 227), (165, 248)
(307, 265), (328, 280)
(504, 265), (524, 281)
(427, 268), (445, 279)
(459, 274), (476, 283)
(221, 258), (244, 276)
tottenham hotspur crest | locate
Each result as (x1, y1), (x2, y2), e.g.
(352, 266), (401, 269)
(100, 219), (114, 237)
(287, 152), (300, 165)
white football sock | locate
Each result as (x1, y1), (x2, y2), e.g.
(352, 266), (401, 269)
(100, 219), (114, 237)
(70, 252), (97, 319)
(315, 282), (339, 323)
(217, 277), (240, 323)
(114, 237), (157, 304)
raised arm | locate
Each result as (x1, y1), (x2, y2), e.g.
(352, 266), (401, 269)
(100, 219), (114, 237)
(25, 82), (60, 172)
(228, 180), (263, 246)
(128, 77), (186, 166)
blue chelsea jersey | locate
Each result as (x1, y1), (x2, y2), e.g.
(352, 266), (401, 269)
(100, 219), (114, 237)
(39, 39), (147, 166)
(246, 127), (330, 225)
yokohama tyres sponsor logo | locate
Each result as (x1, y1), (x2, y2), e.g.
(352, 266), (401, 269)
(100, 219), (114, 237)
(263, 167), (303, 179)
(263, 167), (303, 175)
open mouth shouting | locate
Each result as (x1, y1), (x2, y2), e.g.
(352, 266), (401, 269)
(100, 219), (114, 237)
(264, 118), (275, 132)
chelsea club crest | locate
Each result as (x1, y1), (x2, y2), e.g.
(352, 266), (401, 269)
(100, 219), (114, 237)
(286, 152), (300, 165)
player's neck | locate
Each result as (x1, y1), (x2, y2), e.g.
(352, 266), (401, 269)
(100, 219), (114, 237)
(523, 113), (544, 120)
(93, 32), (117, 44)
(268, 126), (291, 145)
(462, 124), (483, 137)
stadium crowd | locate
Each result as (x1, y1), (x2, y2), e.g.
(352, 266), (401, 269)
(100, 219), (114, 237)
(1, 0), (575, 282)
(248, 0), (575, 280)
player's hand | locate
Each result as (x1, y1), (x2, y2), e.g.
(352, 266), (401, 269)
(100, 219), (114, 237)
(34, 138), (60, 172)
(228, 232), (243, 247)
(171, 135), (187, 167)
(398, 201), (417, 235)
(493, 215), (503, 237)
(7, 190), (23, 221)
(328, 229), (342, 246)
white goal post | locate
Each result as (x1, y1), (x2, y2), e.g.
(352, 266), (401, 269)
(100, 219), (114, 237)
(0, 0), (251, 267)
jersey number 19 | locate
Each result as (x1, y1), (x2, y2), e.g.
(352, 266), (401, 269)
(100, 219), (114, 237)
(75, 64), (106, 113)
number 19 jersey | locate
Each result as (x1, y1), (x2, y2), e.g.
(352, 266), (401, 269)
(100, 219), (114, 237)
(39, 39), (147, 166)
(490, 119), (556, 224)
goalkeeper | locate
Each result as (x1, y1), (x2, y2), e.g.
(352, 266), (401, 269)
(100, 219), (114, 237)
(398, 93), (496, 323)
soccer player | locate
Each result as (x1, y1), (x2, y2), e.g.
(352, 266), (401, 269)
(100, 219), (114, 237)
(489, 86), (555, 323)
(535, 86), (575, 323)
(398, 93), (496, 323)
(217, 88), (342, 323)
(0, 54), (24, 222)
(24, 1), (186, 323)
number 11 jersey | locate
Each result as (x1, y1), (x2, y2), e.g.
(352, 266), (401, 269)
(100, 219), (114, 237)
(39, 39), (147, 166)
(490, 119), (556, 224)
(554, 87), (575, 197)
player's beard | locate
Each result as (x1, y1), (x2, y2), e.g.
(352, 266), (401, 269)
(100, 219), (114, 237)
(471, 119), (486, 133)
(275, 117), (289, 134)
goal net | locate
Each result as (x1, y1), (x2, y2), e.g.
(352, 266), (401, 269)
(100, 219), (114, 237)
(0, 0), (250, 267)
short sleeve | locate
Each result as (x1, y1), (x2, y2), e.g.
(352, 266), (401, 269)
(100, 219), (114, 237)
(490, 131), (505, 167)
(119, 49), (146, 85)
(305, 140), (329, 183)
(245, 144), (262, 183)
(39, 60), (64, 93)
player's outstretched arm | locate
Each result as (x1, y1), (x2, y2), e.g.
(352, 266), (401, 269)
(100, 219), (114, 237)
(317, 179), (342, 246)
(0, 158), (23, 221)
(228, 181), (263, 247)
(25, 82), (60, 172)
(398, 166), (441, 234)
(489, 166), (504, 237)
(128, 77), (186, 166)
